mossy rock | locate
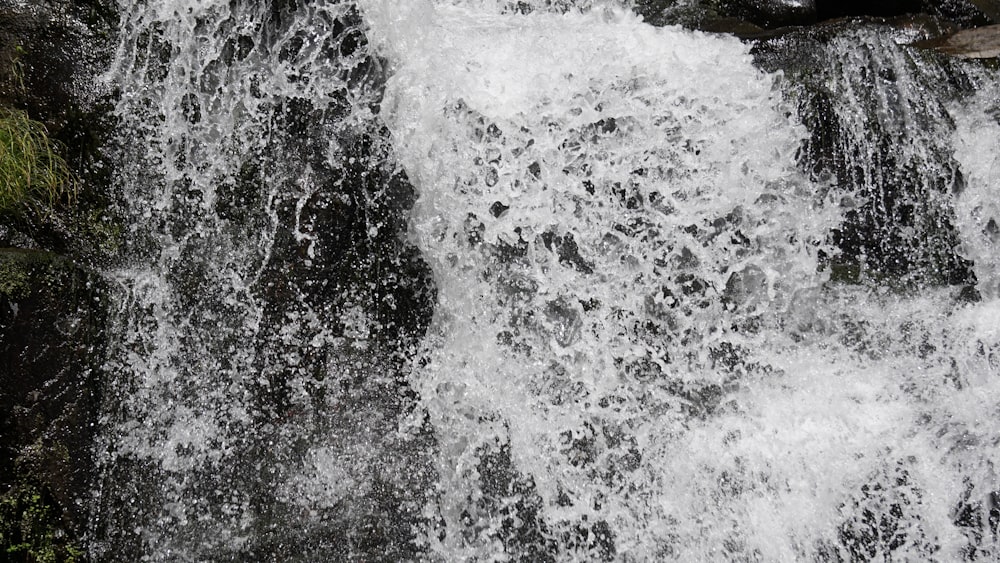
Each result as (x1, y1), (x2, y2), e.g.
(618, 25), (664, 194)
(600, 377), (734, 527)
(1, 472), (85, 562)
(0, 248), (107, 561)
(0, 0), (121, 266)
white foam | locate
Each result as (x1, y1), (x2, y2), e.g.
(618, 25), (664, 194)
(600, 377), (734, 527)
(366, 1), (1000, 559)
(953, 83), (1000, 298)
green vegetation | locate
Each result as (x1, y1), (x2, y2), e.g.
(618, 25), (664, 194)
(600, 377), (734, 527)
(0, 107), (76, 218)
(0, 256), (31, 298)
(0, 481), (83, 563)
(2, 440), (83, 563)
(0, 21), (110, 563)
(0, 44), (121, 261)
(9, 45), (26, 94)
(0, 249), (66, 299)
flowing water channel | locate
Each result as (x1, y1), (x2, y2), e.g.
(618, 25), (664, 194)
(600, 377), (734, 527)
(90, 0), (1000, 560)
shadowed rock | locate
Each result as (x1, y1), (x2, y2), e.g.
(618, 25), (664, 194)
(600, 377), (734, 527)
(914, 23), (1000, 57)
(0, 249), (108, 560)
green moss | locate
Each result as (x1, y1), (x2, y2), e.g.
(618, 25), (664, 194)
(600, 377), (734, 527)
(0, 108), (76, 218)
(1, 440), (84, 562)
(0, 258), (30, 299)
(0, 482), (82, 563)
(0, 250), (65, 299)
(75, 209), (123, 258)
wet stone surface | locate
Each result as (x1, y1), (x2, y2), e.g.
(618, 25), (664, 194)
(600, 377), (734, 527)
(0, 249), (108, 560)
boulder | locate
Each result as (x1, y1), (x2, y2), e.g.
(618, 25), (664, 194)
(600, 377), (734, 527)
(914, 23), (1000, 57)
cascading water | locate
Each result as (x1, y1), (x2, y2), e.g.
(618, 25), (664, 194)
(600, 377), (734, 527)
(365, 3), (850, 559)
(955, 80), (1000, 299)
(93, 1), (434, 559)
(364, 1), (1000, 559)
(89, 0), (1000, 560)
(752, 20), (982, 288)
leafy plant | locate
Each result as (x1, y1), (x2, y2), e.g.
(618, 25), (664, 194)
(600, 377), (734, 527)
(0, 107), (76, 218)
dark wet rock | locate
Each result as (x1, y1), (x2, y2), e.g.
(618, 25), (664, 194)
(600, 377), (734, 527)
(473, 442), (558, 562)
(242, 144), (437, 559)
(696, 16), (768, 36)
(954, 487), (1000, 559)
(211, 23), (436, 555)
(723, 263), (768, 309)
(540, 230), (594, 274)
(816, 0), (925, 21)
(88, 3), (439, 557)
(634, 0), (816, 29)
(490, 200), (511, 218)
(544, 297), (583, 347)
(0, 0), (116, 128)
(0, 0), (119, 262)
(818, 0), (995, 27)
(0, 2), (121, 559)
(752, 19), (978, 287)
(634, 0), (994, 32)
(0, 249), (108, 560)
(631, 0), (702, 28)
(836, 461), (939, 560)
(719, 0), (817, 27)
(258, 123), (435, 354)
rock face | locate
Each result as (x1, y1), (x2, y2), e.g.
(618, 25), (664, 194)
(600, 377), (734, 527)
(752, 18), (982, 287)
(719, 0), (818, 27)
(86, 2), (440, 559)
(0, 249), (108, 560)
(236, 121), (439, 561)
(0, 0), (115, 116)
(635, 0), (995, 31)
(0, 0), (117, 258)
(0, 0), (116, 560)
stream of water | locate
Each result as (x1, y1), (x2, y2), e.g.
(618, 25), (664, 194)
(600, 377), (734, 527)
(90, 0), (1000, 560)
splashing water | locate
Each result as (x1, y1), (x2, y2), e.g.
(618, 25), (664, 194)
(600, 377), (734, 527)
(365, 1), (1000, 560)
(954, 81), (1000, 299)
(93, 0), (434, 560)
(91, 0), (1000, 559)
(753, 22), (982, 288)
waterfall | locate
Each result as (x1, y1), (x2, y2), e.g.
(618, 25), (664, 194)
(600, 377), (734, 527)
(93, 1), (433, 559)
(752, 20), (983, 288)
(90, 0), (1000, 560)
(954, 81), (1000, 299)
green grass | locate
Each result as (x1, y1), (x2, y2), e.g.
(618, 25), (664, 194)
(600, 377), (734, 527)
(0, 108), (75, 217)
